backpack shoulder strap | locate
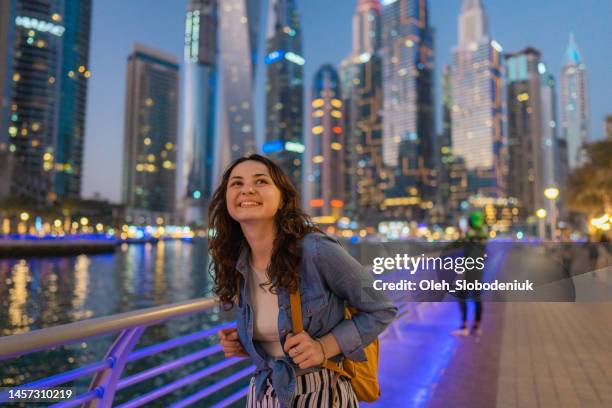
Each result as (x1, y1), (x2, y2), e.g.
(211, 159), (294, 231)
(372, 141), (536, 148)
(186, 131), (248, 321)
(288, 288), (352, 378)
(289, 289), (304, 333)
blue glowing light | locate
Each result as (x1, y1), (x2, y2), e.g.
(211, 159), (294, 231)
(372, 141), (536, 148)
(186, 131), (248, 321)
(193, 190), (201, 199)
(265, 50), (284, 64)
(262, 139), (284, 153)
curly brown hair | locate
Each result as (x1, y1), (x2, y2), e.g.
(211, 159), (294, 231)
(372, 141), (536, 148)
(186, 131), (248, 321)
(208, 154), (321, 308)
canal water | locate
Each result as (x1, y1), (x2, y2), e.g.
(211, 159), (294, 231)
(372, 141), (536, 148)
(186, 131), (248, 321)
(0, 239), (250, 407)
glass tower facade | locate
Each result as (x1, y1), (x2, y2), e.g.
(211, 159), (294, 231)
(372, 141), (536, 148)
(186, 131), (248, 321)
(505, 48), (545, 218)
(122, 44), (179, 214)
(308, 65), (344, 221)
(347, 0), (385, 226)
(381, 0), (435, 220)
(182, 0), (218, 225)
(264, 0), (304, 191)
(451, 0), (505, 197)
(54, 0), (92, 200)
(2, 0), (91, 205)
(218, 0), (260, 177)
(560, 32), (589, 170)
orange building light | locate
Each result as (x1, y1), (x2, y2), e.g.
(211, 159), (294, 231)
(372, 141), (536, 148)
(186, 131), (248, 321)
(331, 199), (344, 208)
(310, 199), (324, 207)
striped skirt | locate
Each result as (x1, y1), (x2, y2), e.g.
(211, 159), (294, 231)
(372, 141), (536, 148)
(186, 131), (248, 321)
(246, 368), (359, 408)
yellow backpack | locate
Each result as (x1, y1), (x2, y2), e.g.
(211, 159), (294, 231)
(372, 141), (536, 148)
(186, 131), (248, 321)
(289, 290), (381, 402)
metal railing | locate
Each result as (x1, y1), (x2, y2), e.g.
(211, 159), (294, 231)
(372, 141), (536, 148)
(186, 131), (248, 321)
(0, 297), (254, 407)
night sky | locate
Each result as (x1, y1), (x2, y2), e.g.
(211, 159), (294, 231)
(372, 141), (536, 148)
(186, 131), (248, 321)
(83, 0), (612, 202)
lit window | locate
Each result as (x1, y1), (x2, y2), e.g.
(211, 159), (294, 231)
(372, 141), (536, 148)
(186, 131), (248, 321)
(312, 126), (324, 135)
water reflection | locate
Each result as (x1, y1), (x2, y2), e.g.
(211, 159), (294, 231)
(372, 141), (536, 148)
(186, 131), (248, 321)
(0, 239), (213, 337)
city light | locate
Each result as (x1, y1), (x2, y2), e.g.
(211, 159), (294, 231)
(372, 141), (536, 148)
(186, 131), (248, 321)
(544, 187), (560, 200)
(284, 141), (305, 153)
(20, 212), (30, 221)
(284, 52), (305, 66)
(15, 16), (65, 37)
(262, 139), (284, 153)
(536, 208), (547, 219)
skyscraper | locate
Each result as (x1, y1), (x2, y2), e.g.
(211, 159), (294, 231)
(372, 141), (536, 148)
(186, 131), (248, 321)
(505, 48), (546, 218)
(347, 0), (385, 226)
(54, 0), (92, 200)
(1, 0), (92, 205)
(560, 32), (589, 169)
(308, 65), (344, 222)
(264, 0), (304, 191)
(381, 0), (435, 220)
(0, 0), (15, 156)
(450, 0), (505, 197)
(182, 0), (218, 225)
(122, 44), (179, 218)
(605, 115), (612, 140)
(218, 0), (260, 178)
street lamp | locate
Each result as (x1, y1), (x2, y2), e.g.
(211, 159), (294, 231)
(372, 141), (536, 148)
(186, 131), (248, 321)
(536, 208), (547, 241)
(544, 186), (560, 241)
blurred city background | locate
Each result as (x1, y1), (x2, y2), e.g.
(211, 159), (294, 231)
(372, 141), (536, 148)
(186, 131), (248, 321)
(0, 1), (611, 407)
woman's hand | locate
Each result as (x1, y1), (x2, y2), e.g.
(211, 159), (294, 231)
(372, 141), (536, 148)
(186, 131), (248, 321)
(283, 332), (326, 369)
(218, 328), (248, 358)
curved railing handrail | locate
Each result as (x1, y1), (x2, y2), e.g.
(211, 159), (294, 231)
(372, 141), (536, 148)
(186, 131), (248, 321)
(0, 297), (220, 361)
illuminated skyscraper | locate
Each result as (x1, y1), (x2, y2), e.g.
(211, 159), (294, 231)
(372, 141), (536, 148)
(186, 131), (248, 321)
(505, 48), (546, 218)
(451, 0), (505, 197)
(218, 0), (260, 177)
(347, 0), (386, 225)
(381, 0), (435, 220)
(560, 32), (589, 169)
(122, 44), (179, 216)
(54, 0), (92, 200)
(1, 0), (92, 205)
(263, 0), (304, 190)
(308, 65), (344, 222)
(0, 0), (15, 155)
(182, 0), (218, 225)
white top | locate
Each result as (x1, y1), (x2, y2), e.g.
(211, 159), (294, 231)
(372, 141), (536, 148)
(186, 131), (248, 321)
(247, 264), (284, 358)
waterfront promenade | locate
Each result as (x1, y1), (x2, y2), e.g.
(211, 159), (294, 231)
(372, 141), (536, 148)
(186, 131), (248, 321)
(369, 286), (612, 407)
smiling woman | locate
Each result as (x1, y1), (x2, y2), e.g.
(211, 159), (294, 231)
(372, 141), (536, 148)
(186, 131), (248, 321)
(207, 154), (397, 408)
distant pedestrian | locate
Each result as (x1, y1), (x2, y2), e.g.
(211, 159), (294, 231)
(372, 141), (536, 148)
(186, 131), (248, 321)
(452, 211), (487, 337)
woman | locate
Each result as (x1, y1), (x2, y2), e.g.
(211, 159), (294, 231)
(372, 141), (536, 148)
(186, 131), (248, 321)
(209, 154), (397, 408)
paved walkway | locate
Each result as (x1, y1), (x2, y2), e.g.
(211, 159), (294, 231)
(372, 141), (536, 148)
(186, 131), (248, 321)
(368, 296), (612, 407)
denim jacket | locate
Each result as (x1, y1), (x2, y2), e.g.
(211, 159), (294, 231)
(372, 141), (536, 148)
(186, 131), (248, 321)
(234, 232), (397, 408)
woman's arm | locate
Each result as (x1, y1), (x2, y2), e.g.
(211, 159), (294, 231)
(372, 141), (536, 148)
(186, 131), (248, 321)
(314, 234), (398, 361)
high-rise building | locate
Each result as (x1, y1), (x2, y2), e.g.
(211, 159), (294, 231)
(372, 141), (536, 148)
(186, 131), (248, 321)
(308, 65), (344, 222)
(505, 48), (546, 218)
(539, 67), (565, 197)
(0, 0), (16, 156)
(437, 64), (463, 224)
(348, 0), (385, 226)
(218, 0), (260, 177)
(381, 0), (436, 220)
(263, 0), (304, 191)
(182, 0), (218, 225)
(450, 0), (505, 197)
(54, 0), (92, 200)
(122, 44), (179, 217)
(605, 115), (612, 140)
(1, 0), (92, 205)
(560, 32), (589, 169)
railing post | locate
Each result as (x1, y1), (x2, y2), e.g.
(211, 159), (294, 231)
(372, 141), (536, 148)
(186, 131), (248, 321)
(85, 326), (145, 407)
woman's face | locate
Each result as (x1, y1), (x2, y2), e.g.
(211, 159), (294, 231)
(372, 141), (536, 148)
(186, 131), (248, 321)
(226, 160), (282, 225)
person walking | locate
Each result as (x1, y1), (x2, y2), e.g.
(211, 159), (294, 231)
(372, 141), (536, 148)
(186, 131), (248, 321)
(452, 211), (487, 336)
(209, 154), (397, 408)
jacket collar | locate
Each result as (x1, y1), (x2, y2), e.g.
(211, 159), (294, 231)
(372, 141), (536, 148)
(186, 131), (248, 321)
(235, 244), (251, 277)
